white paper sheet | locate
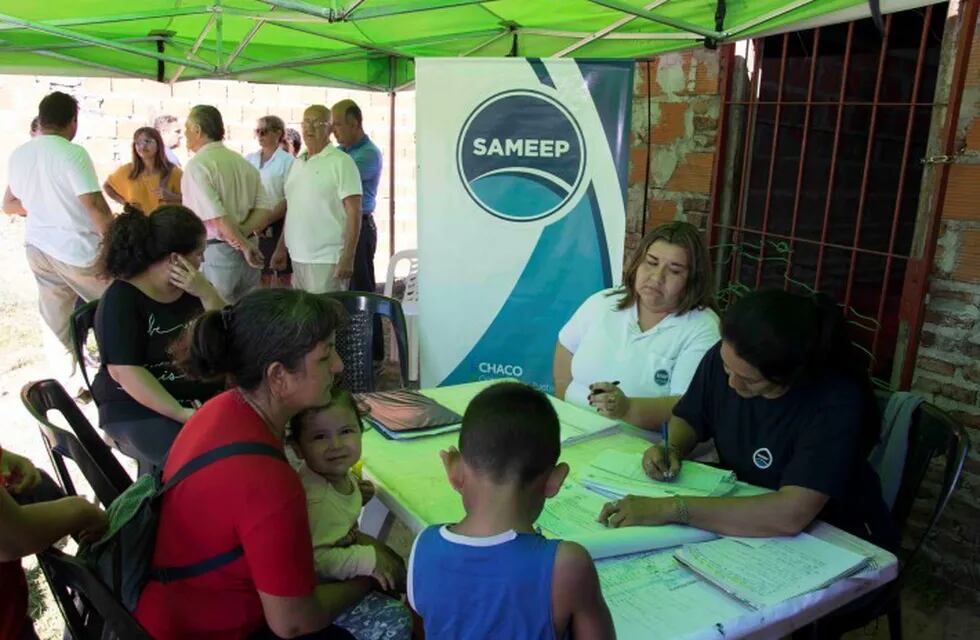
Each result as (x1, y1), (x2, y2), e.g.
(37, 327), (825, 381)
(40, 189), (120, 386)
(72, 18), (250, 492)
(598, 552), (748, 639)
(674, 534), (871, 610)
(582, 450), (736, 498)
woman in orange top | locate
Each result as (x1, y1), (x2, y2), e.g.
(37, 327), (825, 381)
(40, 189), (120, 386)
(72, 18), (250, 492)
(104, 126), (182, 214)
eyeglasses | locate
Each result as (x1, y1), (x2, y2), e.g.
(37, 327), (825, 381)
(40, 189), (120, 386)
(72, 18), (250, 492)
(301, 120), (329, 129)
(255, 128), (269, 136)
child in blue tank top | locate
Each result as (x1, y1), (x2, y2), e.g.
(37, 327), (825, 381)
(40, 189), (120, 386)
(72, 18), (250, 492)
(407, 382), (615, 640)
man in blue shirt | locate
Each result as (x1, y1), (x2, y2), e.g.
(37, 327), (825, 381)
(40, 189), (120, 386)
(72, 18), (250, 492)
(331, 99), (383, 295)
(332, 99), (385, 361)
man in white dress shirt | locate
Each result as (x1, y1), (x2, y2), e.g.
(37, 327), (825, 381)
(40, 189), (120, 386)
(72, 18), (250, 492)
(272, 105), (362, 294)
(181, 105), (271, 303)
(3, 91), (113, 390)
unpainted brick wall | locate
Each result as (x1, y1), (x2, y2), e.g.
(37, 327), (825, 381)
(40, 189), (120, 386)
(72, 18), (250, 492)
(909, 20), (980, 597)
(0, 75), (419, 273)
(625, 50), (722, 258)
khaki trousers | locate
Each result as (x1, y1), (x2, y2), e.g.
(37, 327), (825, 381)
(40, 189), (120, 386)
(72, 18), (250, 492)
(292, 261), (349, 294)
(25, 244), (107, 382)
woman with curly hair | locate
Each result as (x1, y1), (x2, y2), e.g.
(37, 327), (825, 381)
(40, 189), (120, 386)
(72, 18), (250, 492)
(91, 205), (224, 473)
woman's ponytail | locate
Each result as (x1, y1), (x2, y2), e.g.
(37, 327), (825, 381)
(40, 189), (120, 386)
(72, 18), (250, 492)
(171, 308), (235, 382)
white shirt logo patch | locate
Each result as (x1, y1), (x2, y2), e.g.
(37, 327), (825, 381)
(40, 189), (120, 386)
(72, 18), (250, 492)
(752, 447), (773, 470)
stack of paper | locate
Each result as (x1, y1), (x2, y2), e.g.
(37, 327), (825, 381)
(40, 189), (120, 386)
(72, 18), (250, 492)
(673, 534), (871, 610)
(549, 398), (621, 445)
(581, 450), (736, 499)
(535, 482), (716, 559)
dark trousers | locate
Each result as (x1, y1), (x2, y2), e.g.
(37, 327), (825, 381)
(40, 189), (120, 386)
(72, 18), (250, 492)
(101, 415), (181, 477)
(350, 215), (383, 362)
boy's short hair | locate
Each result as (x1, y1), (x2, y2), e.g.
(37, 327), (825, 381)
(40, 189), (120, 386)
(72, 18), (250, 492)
(289, 389), (363, 441)
(459, 382), (560, 483)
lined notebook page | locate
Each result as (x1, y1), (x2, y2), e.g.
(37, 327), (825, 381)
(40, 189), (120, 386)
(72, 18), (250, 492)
(674, 533), (870, 610)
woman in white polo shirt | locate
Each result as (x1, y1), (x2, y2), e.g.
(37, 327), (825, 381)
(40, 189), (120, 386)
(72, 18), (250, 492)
(246, 115), (294, 284)
(553, 221), (719, 426)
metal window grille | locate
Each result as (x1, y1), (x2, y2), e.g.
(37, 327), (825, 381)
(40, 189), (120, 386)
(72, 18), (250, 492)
(709, 4), (946, 387)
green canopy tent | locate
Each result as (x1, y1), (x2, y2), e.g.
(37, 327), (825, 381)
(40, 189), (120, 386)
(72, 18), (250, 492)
(0, 1), (943, 91)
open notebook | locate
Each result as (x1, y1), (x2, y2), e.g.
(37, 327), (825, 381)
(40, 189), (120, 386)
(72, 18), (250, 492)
(581, 449), (737, 498)
(674, 534), (871, 610)
(357, 390), (462, 440)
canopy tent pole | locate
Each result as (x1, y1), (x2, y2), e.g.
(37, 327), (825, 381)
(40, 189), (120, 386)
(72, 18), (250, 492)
(586, 0), (724, 40)
(555, 0), (671, 57)
(389, 88), (396, 257)
(0, 6), (213, 32)
(0, 13), (215, 73)
(169, 14), (218, 84)
(215, 0), (223, 69)
(224, 19), (267, 71)
(32, 50), (153, 79)
(724, 0), (817, 37)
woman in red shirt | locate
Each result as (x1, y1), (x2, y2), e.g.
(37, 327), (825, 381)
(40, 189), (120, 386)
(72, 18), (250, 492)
(134, 288), (369, 639)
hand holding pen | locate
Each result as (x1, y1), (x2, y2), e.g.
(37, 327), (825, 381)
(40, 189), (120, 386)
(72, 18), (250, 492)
(642, 422), (681, 482)
(588, 380), (630, 418)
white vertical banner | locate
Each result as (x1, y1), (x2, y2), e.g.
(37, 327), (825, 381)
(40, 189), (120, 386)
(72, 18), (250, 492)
(417, 58), (633, 391)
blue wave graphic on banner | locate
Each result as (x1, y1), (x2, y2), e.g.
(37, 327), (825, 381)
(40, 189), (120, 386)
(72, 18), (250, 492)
(470, 172), (569, 216)
(441, 183), (611, 391)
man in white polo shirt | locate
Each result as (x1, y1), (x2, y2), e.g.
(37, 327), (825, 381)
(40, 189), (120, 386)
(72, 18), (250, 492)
(272, 104), (362, 294)
(3, 91), (113, 388)
(181, 104), (271, 303)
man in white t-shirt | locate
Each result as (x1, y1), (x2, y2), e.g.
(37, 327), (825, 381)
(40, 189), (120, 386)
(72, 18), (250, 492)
(271, 104), (362, 294)
(3, 91), (113, 388)
(181, 105), (272, 303)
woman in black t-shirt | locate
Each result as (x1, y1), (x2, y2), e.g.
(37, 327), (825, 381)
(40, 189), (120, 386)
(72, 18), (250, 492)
(598, 289), (898, 551)
(92, 205), (225, 473)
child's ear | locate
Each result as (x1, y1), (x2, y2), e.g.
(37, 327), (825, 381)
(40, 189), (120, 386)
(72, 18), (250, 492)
(543, 462), (570, 499)
(440, 447), (464, 493)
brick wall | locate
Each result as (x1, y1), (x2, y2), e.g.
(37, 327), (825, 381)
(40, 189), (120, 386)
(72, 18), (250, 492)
(908, 13), (980, 599)
(0, 75), (419, 276)
(625, 50), (722, 257)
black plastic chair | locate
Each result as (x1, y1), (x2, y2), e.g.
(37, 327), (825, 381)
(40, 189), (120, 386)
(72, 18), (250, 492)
(325, 292), (409, 393)
(70, 299), (99, 395)
(21, 379), (132, 507)
(807, 392), (970, 639)
(36, 548), (152, 640)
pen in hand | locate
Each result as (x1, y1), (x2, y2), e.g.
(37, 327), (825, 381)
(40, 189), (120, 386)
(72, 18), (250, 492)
(661, 420), (674, 481)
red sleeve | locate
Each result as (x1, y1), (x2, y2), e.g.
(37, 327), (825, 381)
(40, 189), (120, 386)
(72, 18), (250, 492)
(237, 464), (316, 597)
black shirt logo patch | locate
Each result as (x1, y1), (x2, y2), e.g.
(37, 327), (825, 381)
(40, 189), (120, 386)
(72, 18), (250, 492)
(654, 369), (670, 386)
(752, 447), (773, 470)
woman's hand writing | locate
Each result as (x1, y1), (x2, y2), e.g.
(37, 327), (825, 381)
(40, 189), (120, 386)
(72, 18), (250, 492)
(642, 443), (682, 481)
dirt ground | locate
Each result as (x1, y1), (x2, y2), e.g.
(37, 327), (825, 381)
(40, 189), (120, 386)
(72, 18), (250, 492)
(2, 215), (978, 638)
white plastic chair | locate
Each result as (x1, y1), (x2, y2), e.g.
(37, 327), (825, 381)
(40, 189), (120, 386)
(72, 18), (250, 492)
(383, 249), (419, 381)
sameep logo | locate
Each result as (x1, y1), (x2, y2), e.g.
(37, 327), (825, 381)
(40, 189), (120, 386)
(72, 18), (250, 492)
(457, 90), (585, 222)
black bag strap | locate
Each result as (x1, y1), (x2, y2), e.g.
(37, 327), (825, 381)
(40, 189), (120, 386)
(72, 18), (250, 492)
(150, 546), (245, 583)
(147, 442), (287, 584)
(160, 442), (286, 494)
